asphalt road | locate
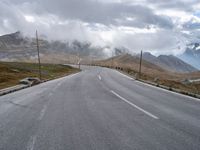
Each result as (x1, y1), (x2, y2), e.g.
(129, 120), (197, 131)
(0, 66), (200, 150)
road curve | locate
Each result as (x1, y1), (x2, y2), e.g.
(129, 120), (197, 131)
(0, 66), (200, 150)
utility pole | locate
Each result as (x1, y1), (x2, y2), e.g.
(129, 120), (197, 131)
(36, 30), (41, 80)
(111, 51), (114, 68)
(139, 50), (143, 78)
(77, 53), (81, 69)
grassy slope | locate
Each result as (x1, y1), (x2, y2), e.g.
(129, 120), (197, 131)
(0, 62), (80, 89)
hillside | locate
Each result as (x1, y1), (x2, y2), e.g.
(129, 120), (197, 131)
(141, 52), (197, 73)
(0, 31), (106, 63)
(96, 53), (177, 79)
(97, 53), (200, 80)
(0, 31), (25, 48)
(108, 54), (165, 71)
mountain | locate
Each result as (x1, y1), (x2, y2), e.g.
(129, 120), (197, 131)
(97, 54), (200, 83)
(0, 31), (106, 63)
(1, 31), (199, 71)
(112, 54), (165, 71)
(179, 43), (200, 70)
(0, 31), (25, 48)
(141, 52), (198, 73)
(114, 47), (130, 55)
(0, 32), (34, 62)
(97, 53), (168, 75)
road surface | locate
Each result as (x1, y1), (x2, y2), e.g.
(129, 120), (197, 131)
(0, 66), (200, 150)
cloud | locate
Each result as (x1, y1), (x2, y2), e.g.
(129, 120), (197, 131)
(7, 0), (174, 29)
(0, 0), (200, 55)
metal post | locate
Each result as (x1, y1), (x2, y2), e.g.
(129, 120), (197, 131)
(139, 50), (143, 78)
(36, 30), (41, 80)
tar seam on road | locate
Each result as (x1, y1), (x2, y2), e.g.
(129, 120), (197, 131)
(98, 75), (102, 81)
(38, 105), (47, 121)
(53, 73), (79, 90)
(27, 135), (37, 150)
(110, 90), (159, 120)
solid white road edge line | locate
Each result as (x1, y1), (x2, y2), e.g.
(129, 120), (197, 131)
(52, 72), (80, 82)
(110, 90), (159, 120)
(115, 70), (134, 80)
(134, 80), (200, 102)
(115, 70), (200, 102)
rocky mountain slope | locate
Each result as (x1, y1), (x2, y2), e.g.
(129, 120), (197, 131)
(0, 31), (106, 63)
(97, 54), (200, 81)
(178, 43), (200, 69)
(96, 53), (169, 77)
(141, 52), (198, 73)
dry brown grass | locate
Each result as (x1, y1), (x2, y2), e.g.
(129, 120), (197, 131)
(0, 62), (80, 89)
(120, 67), (200, 95)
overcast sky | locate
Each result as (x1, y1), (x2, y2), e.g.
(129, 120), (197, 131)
(0, 0), (200, 55)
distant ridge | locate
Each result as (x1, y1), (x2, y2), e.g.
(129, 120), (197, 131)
(141, 52), (198, 73)
(0, 31), (27, 49)
(0, 31), (107, 62)
(179, 43), (200, 69)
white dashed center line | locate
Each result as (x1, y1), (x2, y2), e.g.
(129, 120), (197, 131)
(111, 90), (159, 120)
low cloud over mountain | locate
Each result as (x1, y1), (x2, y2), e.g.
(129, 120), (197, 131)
(0, 0), (200, 55)
(179, 43), (200, 69)
(0, 31), (107, 62)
